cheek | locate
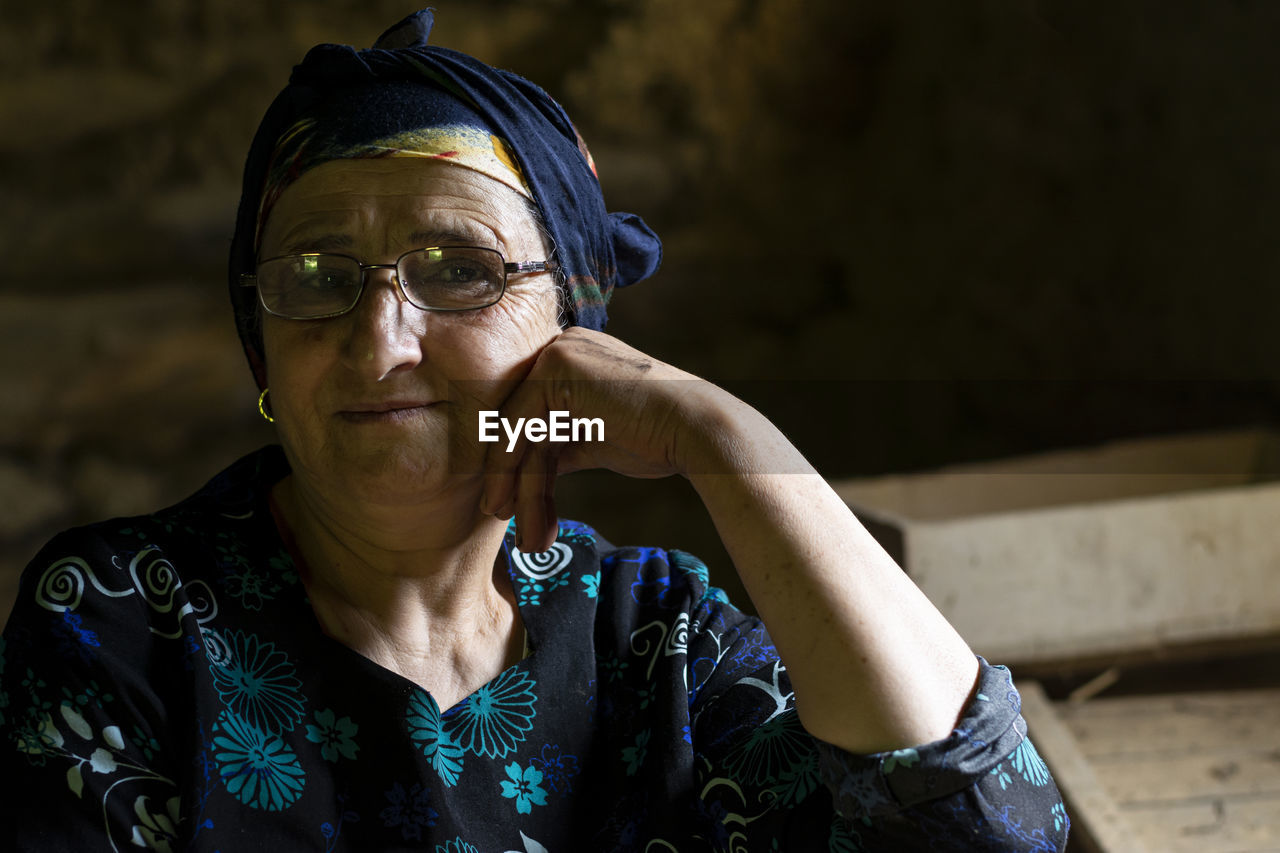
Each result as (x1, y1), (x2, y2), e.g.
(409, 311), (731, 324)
(260, 321), (331, 396)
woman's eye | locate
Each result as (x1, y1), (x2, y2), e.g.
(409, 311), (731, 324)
(300, 268), (355, 290)
(442, 264), (483, 283)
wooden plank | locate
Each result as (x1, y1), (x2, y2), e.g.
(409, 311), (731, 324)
(1081, 748), (1280, 804)
(835, 429), (1280, 666)
(1058, 689), (1280, 758)
(1018, 681), (1147, 853)
(1123, 794), (1280, 852)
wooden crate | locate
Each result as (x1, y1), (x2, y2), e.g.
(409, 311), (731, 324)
(1021, 682), (1280, 852)
(832, 429), (1280, 667)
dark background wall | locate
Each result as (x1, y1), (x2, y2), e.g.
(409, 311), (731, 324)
(3, 0), (1279, 617)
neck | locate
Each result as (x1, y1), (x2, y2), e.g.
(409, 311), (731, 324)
(272, 474), (522, 705)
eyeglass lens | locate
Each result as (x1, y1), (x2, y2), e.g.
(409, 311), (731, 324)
(256, 247), (506, 318)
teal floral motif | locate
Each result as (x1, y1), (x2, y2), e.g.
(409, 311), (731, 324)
(212, 710), (305, 811)
(989, 762), (1013, 790)
(406, 689), (466, 786)
(209, 629), (305, 733)
(724, 710), (820, 807)
(671, 551), (710, 587)
(60, 678), (114, 714)
(435, 838), (479, 853)
(269, 551), (299, 585)
(516, 580), (546, 607)
(882, 748), (919, 774)
(447, 669), (537, 759)
(1009, 738), (1051, 786)
(129, 794), (181, 852)
(305, 708), (359, 762)
(223, 564), (281, 612)
(131, 725), (162, 762)
(14, 712), (62, 765)
(1051, 801), (1068, 833)
(828, 815), (864, 852)
(499, 761), (548, 814)
(622, 729), (650, 777)
(516, 573), (569, 607)
(724, 710), (814, 785)
(581, 572), (600, 599)
(834, 767), (892, 815)
(600, 656), (628, 683)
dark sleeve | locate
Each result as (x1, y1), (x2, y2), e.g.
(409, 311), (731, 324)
(678, 551), (1070, 852)
(1, 530), (192, 852)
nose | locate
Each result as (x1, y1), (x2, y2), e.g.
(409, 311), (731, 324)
(340, 267), (426, 380)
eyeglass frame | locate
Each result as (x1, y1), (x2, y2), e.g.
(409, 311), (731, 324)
(239, 245), (558, 320)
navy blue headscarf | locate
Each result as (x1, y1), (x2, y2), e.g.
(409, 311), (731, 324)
(229, 9), (661, 389)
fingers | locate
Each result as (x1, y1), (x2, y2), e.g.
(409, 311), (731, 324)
(512, 446), (559, 553)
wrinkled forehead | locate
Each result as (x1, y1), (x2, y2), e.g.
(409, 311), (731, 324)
(259, 157), (543, 259)
(254, 81), (533, 257)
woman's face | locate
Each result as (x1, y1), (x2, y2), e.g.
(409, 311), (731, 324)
(258, 157), (560, 509)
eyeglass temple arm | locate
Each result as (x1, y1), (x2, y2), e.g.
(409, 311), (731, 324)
(506, 260), (557, 274)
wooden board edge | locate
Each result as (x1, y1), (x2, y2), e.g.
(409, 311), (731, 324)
(1018, 681), (1148, 853)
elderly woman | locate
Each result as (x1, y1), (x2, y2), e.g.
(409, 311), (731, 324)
(2, 11), (1067, 852)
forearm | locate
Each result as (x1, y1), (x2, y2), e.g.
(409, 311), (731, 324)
(681, 388), (978, 754)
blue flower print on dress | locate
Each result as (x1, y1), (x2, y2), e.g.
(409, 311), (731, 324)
(529, 743), (580, 795)
(212, 710), (305, 811)
(406, 689), (466, 786)
(207, 629), (305, 733)
(499, 761), (548, 814)
(619, 548), (674, 607)
(556, 520), (597, 544)
(304, 708), (359, 762)
(832, 766), (893, 819)
(53, 610), (100, 665)
(446, 668), (538, 759)
(380, 781), (438, 841)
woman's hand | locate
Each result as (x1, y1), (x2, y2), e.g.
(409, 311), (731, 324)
(481, 326), (979, 755)
(478, 326), (734, 550)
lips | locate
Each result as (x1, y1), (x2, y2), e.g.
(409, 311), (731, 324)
(346, 400), (435, 414)
(337, 399), (439, 422)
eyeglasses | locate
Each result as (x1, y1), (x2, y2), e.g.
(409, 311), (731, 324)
(240, 246), (557, 320)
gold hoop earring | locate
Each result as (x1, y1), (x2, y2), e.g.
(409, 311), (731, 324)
(258, 388), (275, 423)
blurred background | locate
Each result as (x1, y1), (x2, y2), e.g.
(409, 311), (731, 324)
(4, 0), (1280, 620)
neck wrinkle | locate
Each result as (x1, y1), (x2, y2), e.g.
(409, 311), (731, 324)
(268, 475), (520, 677)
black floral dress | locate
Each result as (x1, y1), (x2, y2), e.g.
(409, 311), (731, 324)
(1, 447), (1069, 851)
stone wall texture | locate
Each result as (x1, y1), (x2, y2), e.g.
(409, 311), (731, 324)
(4, 0), (1280, 619)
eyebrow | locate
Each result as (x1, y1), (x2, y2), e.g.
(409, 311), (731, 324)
(407, 228), (498, 249)
(278, 228), (498, 257)
(278, 233), (354, 255)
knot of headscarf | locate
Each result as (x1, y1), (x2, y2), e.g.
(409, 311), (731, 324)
(229, 9), (662, 389)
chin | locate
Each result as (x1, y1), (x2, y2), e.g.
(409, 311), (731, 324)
(342, 441), (484, 504)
